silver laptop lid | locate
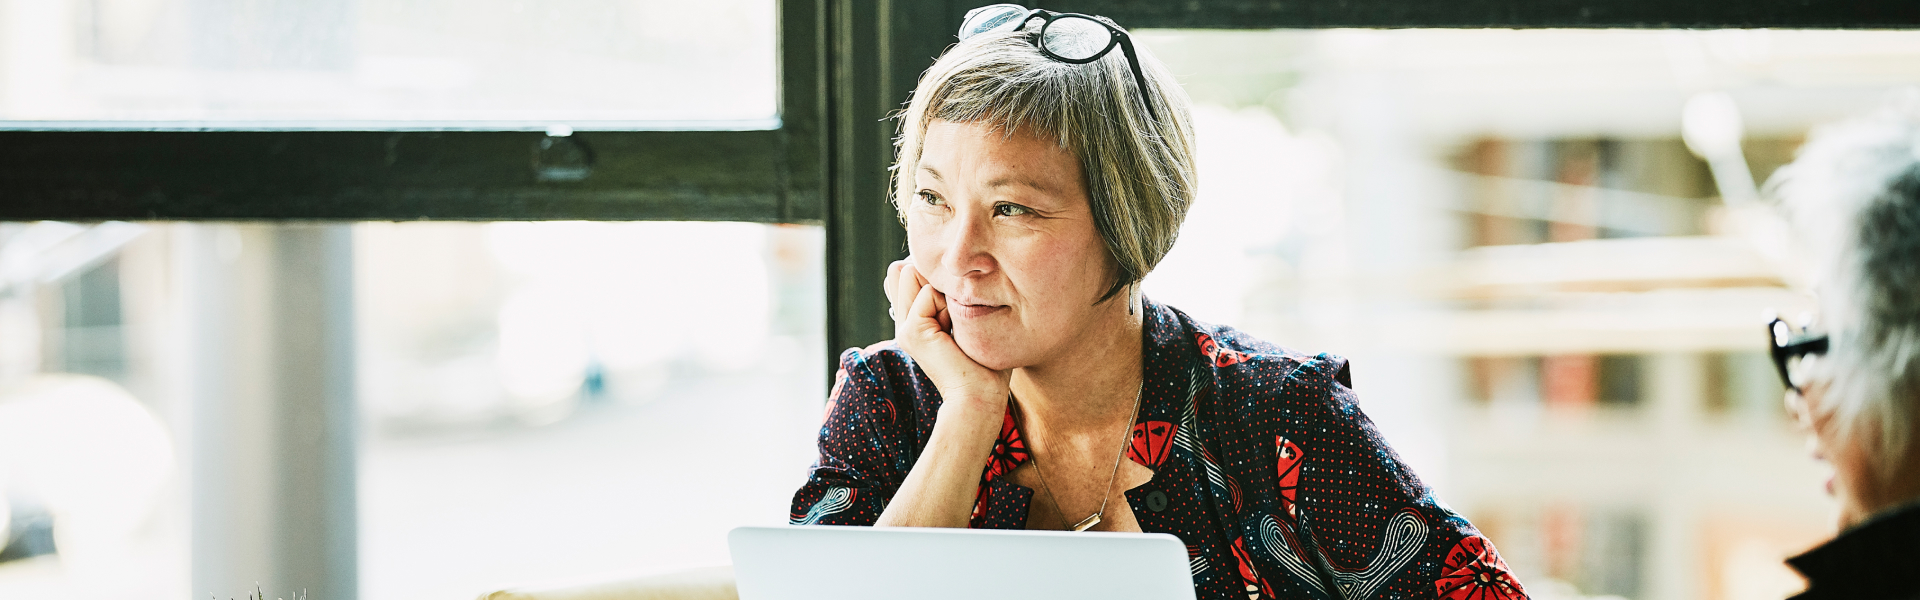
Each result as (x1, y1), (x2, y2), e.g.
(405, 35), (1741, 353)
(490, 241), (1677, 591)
(729, 525), (1197, 600)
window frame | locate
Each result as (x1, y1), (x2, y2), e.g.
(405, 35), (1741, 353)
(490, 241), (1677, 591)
(0, 1), (827, 224)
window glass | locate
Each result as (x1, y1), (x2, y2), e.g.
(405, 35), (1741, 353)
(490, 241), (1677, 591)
(1136, 28), (1920, 600)
(0, 221), (823, 599)
(0, 221), (180, 597)
(356, 221), (822, 599)
(0, 0), (776, 129)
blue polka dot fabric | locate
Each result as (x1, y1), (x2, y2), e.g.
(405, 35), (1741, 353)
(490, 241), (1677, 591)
(791, 298), (1529, 600)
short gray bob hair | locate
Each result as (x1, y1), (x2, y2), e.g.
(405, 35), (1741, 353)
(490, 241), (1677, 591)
(890, 18), (1197, 302)
(1770, 92), (1920, 479)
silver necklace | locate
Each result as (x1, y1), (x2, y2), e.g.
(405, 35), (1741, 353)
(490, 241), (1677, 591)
(1011, 380), (1144, 532)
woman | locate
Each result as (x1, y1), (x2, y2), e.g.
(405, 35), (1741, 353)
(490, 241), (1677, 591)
(790, 5), (1527, 599)
(1767, 100), (1920, 599)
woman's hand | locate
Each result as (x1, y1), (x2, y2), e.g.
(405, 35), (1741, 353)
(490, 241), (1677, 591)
(886, 260), (1010, 413)
(874, 260), (1010, 528)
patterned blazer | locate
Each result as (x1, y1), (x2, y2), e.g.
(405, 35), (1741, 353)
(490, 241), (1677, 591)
(791, 298), (1528, 600)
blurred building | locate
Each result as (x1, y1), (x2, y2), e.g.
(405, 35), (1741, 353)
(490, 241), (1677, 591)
(1137, 28), (1920, 600)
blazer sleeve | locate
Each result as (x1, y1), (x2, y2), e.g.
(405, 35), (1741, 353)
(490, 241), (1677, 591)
(788, 346), (914, 526)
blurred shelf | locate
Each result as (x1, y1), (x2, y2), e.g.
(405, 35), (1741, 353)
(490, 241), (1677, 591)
(1378, 288), (1807, 354)
(1454, 236), (1782, 298)
(1445, 409), (1830, 514)
(1335, 236), (1811, 354)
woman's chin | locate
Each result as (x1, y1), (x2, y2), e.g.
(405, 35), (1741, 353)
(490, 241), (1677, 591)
(952, 328), (1025, 372)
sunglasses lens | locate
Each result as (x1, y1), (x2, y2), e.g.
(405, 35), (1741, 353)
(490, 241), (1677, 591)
(1040, 16), (1112, 61)
(959, 4), (1027, 40)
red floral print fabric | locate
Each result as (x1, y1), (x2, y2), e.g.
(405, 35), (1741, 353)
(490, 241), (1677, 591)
(1437, 535), (1527, 600)
(1128, 421), (1177, 469)
(1275, 435), (1303, 520)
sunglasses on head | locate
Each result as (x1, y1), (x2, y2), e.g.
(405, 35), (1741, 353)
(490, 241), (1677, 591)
(958, 4), (1160, 122)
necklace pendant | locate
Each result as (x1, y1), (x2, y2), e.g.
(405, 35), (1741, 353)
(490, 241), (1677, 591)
(1071, 513), (1102, 532)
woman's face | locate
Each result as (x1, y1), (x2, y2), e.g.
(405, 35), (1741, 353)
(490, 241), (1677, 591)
(1792, 374), (1920, 529)
(1795, 381), (1878, 528)
(906, 119), (1120, 371)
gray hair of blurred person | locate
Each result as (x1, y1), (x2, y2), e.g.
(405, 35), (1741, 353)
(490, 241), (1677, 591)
(1769, 94), (1920, 480)
(889, 25), (1198, 302)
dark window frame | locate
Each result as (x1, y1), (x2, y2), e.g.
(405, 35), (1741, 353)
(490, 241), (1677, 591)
(1, 0), (1916, 367)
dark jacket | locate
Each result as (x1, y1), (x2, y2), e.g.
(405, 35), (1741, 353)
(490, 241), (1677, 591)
(1787, 500), (1920, 600)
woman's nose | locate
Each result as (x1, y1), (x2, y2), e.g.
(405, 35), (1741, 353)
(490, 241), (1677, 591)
(939, 207), (996, 276)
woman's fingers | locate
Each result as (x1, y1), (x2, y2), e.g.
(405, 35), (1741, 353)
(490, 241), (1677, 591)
(909, 262), (931, 289)
(901, 283), (957, 352)
(909, 281), (940, 322)
(890, 264), (940, 349)
(885, 260), (907, 319)
(904, 282), (1004, 405)
(932, 286), (951, 332)
(904, 284), (965, 365)
(896, 262), (954, 332)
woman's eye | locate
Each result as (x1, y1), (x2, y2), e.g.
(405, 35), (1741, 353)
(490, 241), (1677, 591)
(917, 190), (945, 206)
(994, 203), (1031, 217)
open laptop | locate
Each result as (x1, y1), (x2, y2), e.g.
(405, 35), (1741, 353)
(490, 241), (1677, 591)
(729, 525), (1197, 600)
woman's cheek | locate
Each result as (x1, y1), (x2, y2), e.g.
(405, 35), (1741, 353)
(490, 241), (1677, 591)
(905, 221), (938, 275)
(1013, 243), (1088, 304)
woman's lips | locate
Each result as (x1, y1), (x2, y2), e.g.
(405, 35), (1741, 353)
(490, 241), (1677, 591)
(952, 302), (1007, 319)
(1805, 438), (1833, 495)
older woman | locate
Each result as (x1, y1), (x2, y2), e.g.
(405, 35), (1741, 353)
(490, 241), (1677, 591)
(1768, 101), (1920, 599)
(790, 5), (1526, 600)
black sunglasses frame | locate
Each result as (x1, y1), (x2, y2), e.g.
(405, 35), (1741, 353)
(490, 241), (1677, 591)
(1768, 317), (1829, 395)
(960, 6), (1161, 122)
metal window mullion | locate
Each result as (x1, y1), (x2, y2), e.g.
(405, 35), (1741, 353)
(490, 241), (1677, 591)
(0, 129), (796, 221)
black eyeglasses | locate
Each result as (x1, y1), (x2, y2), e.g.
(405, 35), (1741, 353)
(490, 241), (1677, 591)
(958, 4), (1160, 122)
(1768, 316), (1829, 394)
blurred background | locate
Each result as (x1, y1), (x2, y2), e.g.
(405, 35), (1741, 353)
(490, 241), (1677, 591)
(0, 1), (1917, 599)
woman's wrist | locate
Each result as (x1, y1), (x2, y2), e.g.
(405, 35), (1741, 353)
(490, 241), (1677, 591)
(877, 390), (1002, 528)
(935, 389), (1006, 424)
(929, 391), (1005, 460)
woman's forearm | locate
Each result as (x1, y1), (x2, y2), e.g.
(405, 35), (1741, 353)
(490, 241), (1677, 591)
(874, 398), (1003, 528)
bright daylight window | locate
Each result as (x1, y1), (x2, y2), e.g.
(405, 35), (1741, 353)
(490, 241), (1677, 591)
(0, 0), (775, 128)
(354, 222), (823, 599)
(0, 221), (825, 599)
(0, 0), (804, 598)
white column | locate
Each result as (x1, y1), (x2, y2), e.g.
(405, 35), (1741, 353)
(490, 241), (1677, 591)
(1646, 352), (1703, 600)
(183, 223), (358, 600)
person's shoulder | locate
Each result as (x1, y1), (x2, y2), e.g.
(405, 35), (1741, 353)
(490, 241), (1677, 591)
(1166, 306), (1350, 391)
(1156, 305), (1356, 439)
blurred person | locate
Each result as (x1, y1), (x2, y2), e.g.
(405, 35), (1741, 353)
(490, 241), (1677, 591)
(1768, 98), (1920, 599)
(788, 5), (1528, 599)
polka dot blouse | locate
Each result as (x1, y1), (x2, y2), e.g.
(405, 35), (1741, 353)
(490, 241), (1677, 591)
(791, 298), (1528, 600)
